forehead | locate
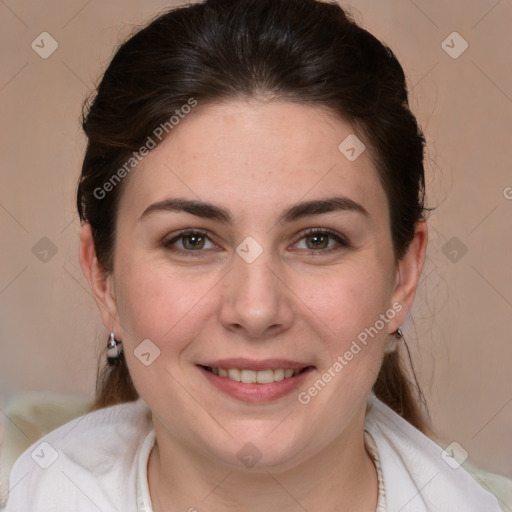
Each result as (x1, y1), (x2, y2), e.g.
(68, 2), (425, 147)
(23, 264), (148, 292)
(119, 100), (387, 222)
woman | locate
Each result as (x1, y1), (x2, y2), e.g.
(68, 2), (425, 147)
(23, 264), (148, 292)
(5, 0), (509, 510)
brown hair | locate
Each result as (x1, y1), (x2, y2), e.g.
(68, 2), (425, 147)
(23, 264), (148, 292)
(79, 0), (429, 430)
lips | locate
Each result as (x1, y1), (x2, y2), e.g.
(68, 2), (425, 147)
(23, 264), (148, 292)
(197, 358), (314, 402)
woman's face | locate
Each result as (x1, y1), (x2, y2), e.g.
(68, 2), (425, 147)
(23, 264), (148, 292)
(85, 100), (425, 470)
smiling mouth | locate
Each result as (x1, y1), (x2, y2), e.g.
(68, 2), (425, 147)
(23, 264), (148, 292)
(201, 366), (312, 384)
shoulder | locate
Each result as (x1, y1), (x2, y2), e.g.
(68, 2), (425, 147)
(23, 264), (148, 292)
(3, 398), (152, 512)
(364, 394), (511, 512)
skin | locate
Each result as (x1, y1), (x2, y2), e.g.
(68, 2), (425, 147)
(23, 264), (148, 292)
(80, 100), (427, 512)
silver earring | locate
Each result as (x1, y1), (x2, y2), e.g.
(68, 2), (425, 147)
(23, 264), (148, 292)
(107, 331), (123, 366)
(384, 327), (403, 354)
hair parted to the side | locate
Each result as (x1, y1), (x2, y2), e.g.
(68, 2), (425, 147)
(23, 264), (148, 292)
(80, 0), (430, 430)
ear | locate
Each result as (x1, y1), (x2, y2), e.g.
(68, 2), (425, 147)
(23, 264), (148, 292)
(387, 220), (428, 332)
(79, 223), (120, 334)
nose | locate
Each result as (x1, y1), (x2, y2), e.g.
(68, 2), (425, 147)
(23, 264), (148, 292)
(218, 250), (294, 340)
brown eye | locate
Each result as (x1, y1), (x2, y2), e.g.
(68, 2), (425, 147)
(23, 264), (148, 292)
(163, 229), (217, 256)
(305, 233), (330, 250)
(181, 233), (206, 250)
(293, 229), (349, 253)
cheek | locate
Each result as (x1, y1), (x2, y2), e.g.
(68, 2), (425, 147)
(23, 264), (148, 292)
(112, 265), (219, 393)
(295, 260), (394, 343)
(113, 257), (210, 344)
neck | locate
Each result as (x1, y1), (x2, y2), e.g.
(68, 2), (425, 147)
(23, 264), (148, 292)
(147, 407), (378, 512)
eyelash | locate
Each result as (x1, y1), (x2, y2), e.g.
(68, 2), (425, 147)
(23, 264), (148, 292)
(162, 228), (349, 257)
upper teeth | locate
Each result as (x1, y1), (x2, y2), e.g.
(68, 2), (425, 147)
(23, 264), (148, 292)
(212, 368), (300, 384)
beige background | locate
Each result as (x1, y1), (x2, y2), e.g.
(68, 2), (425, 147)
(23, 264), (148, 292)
(0, 0), (511, 479)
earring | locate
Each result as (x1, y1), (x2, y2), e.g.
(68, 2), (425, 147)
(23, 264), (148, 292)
(107, 331), (123, 366)
(384, 327), (403, 354)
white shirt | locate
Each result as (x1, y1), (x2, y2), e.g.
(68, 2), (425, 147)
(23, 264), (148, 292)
(3, 394), (504, 511)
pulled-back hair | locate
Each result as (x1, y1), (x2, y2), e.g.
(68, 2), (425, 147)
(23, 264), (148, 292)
(78, 0), (428, 430)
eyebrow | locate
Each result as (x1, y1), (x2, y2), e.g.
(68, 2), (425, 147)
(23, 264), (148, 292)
(139, 196), (369, 224)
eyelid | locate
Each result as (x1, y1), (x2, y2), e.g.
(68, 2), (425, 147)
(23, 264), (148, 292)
(163, 228), (208, 243)
(298, 227), (349, 243)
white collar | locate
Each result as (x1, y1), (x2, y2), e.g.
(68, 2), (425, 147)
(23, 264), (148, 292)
(364, 393), (502, 511)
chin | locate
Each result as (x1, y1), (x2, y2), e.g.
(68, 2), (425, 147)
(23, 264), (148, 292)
(208, 424), (312, 472)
